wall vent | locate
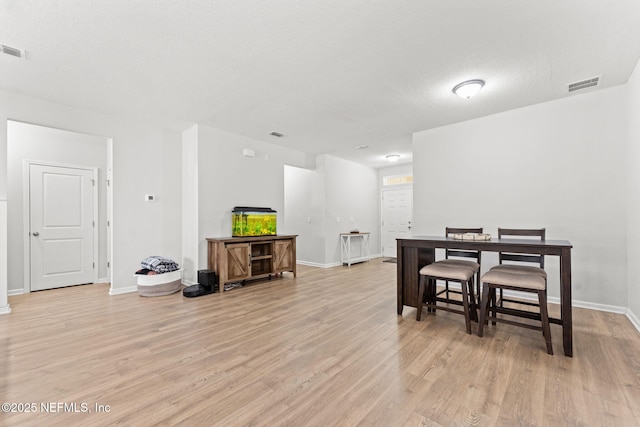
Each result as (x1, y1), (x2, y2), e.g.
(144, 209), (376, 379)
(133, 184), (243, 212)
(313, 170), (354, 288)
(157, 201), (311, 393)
(1, 44), (26, 59)
(567, 76), (600, 93)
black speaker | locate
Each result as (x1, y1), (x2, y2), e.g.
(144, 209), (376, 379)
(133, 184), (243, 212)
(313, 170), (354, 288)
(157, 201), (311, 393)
(198, 269), (218, 292)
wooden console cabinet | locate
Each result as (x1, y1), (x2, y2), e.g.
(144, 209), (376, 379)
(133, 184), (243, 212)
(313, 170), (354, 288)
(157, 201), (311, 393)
(207, 235), (297, 292)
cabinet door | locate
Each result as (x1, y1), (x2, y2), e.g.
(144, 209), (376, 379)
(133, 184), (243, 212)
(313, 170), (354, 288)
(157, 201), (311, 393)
(226, 243), (250, 281)
(274, 240), (294, 273)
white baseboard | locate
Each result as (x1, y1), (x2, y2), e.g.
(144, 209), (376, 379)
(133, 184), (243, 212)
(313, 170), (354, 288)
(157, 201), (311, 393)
(108, 286), (137, 295)
(297, 254), (382, 269)
(567, 298), (627, 314)
(0, 304), (11, 314)
(439, 282), (630, 316)
(297, 260), (340, 268)
(627, 308), (640, 333)
(97, 277), (109, 284)
(8, 288), (24, 296)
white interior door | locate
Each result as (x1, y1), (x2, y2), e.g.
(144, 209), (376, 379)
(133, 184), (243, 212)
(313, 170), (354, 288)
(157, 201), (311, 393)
(29, 164), (96, 291)
(381, 188), (413, 258)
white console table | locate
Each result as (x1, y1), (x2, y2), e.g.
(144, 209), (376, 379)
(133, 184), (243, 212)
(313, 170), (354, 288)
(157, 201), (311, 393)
(340, 232), (371, 266)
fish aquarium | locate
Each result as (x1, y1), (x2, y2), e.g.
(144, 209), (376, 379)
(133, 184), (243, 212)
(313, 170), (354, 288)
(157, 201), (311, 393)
(232, 207), (277, 237)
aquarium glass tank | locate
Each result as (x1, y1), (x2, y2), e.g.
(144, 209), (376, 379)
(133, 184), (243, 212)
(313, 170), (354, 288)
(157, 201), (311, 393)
(232, 207), (277, 237)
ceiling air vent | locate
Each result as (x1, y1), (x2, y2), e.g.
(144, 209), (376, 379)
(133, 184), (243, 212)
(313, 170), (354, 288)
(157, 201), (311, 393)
(567, 76), (600, 93)
(1, 44), (26, 59)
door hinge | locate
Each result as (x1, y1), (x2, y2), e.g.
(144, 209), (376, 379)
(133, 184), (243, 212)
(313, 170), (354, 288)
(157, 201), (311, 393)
(107, 220), (110, 227)
(107, 261), (110, 268)
(93, 221), (95, 227)
(106, 179), (111, 186)
(93, 262), (95, 269)
(91, 179), (95, 186)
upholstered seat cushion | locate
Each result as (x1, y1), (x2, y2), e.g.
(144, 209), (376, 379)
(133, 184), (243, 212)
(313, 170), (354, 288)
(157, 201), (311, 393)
(489, 264), (547, 278)
(420, 261), (475, 281)
(481, 270), (546, 290)
(437, 259), (480, 273)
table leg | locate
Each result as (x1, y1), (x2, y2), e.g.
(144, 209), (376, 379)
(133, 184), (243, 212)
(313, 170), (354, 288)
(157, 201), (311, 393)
(561, 248), (573, 357)
(397, 240), (404, 314)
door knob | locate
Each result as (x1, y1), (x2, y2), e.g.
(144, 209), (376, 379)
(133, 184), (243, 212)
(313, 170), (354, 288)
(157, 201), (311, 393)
(32, 232), (39, 236)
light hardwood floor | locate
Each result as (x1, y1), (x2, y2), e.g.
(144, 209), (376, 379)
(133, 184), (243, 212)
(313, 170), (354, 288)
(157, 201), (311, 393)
(2, 258), (640, 426)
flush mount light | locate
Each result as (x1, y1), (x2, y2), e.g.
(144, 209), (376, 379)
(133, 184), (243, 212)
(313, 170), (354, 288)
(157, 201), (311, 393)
(386, 154), (400, 162)
(452, 79), (485, 99)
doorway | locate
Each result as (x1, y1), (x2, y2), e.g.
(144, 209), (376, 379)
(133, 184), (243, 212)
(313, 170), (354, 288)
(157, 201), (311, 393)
(28, 163), (97, 291)
(7, 120), (110, 294)
(381, 187), (413, 258)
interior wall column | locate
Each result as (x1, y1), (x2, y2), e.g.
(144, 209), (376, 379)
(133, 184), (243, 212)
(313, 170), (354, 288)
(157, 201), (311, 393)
(0, 198), (10, 314)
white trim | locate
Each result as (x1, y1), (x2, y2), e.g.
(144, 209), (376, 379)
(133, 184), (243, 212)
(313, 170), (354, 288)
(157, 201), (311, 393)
(504, 291), (629, 314)
(23, 160), (99, 292)
(8, 289), (24, 296)
(297, 260), (341, 269)
(297, 254), (382, 269)
(440, 284), (630, 315)
(22, 162), (29, 293)
(108, 286), (138, 295)
(0, 198), (9, 314)
(626, 308), (640, 333)
(106, 138), (113, 287)
(97, 277), (109, 284)
(566, 298), (627, 314)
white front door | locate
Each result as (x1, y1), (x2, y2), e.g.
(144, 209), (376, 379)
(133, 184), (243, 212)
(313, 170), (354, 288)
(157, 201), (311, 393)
(381, 188), (413, 258)
(29, 164), (96, 291)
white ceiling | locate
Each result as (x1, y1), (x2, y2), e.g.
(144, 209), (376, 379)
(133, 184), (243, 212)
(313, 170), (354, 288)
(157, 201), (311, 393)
(1, 1), (639, 168)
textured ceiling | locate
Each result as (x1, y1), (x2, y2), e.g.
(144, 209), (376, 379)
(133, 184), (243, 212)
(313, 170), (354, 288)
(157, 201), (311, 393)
(1, 1), (640, 168)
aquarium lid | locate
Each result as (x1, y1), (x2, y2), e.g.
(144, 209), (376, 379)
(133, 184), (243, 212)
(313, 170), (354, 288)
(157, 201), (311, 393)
(232, 206), (276, 213)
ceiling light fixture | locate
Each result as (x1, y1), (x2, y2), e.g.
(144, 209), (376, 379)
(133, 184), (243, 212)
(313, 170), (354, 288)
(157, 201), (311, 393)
(452, 79), (485, 99)
(386, 154), (400, 162)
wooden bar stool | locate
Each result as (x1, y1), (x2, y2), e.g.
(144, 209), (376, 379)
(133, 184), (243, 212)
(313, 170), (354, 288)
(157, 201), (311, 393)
(478, 228), (552, 354)
(437, 227), (483, 304)
(492, 228), (547, 311)
(416, 261), (478, 334)
(478, 269), (553, 354)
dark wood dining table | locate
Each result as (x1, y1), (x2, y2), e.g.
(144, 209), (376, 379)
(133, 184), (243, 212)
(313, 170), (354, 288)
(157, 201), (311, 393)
(396, 236), (574, 357)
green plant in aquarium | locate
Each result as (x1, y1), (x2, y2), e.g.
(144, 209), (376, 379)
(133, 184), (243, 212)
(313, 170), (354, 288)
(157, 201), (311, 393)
(231, 208), (276, 236)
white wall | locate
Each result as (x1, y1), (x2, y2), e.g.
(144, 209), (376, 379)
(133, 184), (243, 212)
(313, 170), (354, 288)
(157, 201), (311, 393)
(413, 85), (628, 308)
(6, 121), (109, 292)
(184, 135), (380, 272)
(284, 165), (325, 265)
(627, 59), (640, 326)
(187, 124), (312, 276)
(0, 89), (182, 295)
(284, 156), (380, 267)
(0, 198), (8, 313)
(320, 155), (380, 264)
(181, 125), (199, 284)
